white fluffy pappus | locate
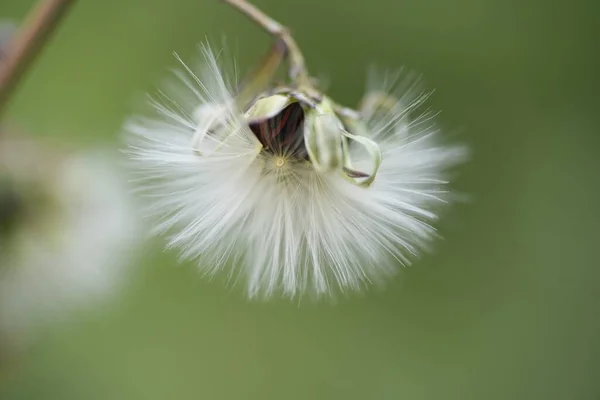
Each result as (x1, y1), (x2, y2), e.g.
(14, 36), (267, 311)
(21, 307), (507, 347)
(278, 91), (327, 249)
(0, 135), (141, 340)
(124, 44), (468, 299)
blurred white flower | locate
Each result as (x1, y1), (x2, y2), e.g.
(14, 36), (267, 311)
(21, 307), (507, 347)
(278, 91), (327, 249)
(124, 44), (467, 299)
(0, 133), (140, 341)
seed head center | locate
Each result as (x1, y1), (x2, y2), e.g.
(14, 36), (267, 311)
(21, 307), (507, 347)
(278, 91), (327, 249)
(275, 157), (285, 168)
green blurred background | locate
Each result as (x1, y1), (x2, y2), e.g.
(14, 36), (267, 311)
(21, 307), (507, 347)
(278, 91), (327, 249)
(1, 0), (599, 398)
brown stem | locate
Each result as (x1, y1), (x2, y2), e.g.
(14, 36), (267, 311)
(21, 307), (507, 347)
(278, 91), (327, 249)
(221, 0), (362, 118)
(0, 0), (76, 119)
(235, 39), (287, 110)
(220, 0), (311, 88)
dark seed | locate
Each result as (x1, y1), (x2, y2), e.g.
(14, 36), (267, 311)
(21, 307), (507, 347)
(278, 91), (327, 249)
(248, 102), (309, 160)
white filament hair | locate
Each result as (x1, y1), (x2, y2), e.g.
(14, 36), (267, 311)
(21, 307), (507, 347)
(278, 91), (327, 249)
(124, 44), (468, 299)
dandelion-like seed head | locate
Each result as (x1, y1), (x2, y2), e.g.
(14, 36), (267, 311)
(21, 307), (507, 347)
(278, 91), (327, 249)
(124, 0), (468, 299)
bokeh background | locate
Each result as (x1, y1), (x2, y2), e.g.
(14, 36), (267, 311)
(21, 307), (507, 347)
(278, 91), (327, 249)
(1, 0), (599, 398)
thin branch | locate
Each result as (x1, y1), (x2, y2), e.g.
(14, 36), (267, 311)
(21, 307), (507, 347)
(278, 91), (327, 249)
(235, 39), (287, 109)
(220, 0), (311, 87)
(220, 0), (361, 117)
(0, 0), (76, 119)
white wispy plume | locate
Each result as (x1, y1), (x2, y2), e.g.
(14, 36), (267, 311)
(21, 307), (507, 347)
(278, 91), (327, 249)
(0, 134), (141, 341)
(124, 42), (467, 300)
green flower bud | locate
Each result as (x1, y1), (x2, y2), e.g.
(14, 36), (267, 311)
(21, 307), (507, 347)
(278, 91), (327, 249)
(303, 97), (344, 172)
(191, 87), (383, 187)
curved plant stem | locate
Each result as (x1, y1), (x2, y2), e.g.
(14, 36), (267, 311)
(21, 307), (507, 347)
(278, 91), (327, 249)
(235, 39), (287, 110)
(221, 0), (312, 88)
(222, 0), (363, 120)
